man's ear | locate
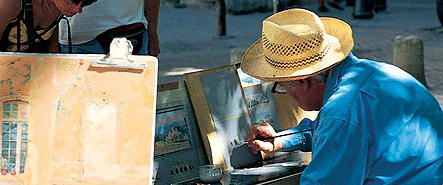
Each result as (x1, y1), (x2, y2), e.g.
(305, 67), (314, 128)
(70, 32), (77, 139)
(296, 78), (311, 90)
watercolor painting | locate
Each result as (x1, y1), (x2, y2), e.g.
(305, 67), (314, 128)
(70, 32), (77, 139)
(200, 69), (248, 122)
(153, 81), (208, 185)
(242, 79), (281, 131)
(237, 68), (268, 87)
(0, 53), (158, 185)
(0, 56), (32, 182)
(155, 108), (191, 156)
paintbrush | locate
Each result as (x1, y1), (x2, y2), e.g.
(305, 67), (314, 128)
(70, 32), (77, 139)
(245, 128), (314, 144)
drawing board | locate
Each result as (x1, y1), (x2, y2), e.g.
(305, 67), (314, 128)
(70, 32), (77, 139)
(0, 52), (158, 185)
(184, 65), (284, 171)
(184, 64), (319, 171)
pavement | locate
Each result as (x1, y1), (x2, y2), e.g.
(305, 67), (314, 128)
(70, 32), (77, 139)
(156, 0), (443, 102)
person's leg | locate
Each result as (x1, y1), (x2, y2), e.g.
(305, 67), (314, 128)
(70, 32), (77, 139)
(59, 38), (106, 54)
(318, 0), (324, 7)
(327, 0), (343, 10)
(318, 0), (329, 12)
(374, 0), (386, 13)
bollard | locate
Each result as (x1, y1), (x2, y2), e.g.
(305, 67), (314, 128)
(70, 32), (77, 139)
(273, 0), (279, 14)
(273, 0), (287, 14)
(215, 0), (226, 36)
(393, 35), (427, 87)
(352, 0), (374, 19)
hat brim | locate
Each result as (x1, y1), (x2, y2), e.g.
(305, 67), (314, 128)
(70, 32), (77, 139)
(241, 18), (354, 82)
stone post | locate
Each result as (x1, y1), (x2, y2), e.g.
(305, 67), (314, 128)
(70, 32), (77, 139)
(273, 0), (279, 14)
(393, 35), (427, 87)
(215, 0), (226, 36)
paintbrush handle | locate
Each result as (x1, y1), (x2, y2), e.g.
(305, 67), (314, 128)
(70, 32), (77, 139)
(257, 128), (313, 140)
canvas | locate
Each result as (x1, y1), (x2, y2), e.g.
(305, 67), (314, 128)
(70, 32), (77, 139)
(0, 52), (157, 185)
(184, 66), (266, 171)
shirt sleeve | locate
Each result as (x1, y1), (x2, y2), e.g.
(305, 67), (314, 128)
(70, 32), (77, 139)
(300, 118), (370, 184)
(280, 118), (313, 152)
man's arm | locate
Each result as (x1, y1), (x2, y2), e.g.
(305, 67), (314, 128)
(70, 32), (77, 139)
(144, 0), (161, 56)
(279, 118), (313, 152)
(300, 119), (369, 184)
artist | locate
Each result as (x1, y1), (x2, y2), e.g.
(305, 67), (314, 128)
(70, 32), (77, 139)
(242, 8), (443, 184)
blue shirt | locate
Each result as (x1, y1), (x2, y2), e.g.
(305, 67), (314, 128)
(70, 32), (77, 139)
(280, 53), (443, 184)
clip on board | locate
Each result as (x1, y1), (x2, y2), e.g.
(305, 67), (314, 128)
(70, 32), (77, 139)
(91, 37), (147, 70)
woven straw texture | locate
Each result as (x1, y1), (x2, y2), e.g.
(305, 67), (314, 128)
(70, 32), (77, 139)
(241, 8), (354, 81)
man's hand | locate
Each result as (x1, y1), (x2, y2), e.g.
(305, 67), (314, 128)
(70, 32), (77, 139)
(245, 123), (283, 154)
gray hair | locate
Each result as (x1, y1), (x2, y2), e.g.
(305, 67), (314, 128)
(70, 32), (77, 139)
(286, 65), (336, 86)
(310, 65), (337, 83)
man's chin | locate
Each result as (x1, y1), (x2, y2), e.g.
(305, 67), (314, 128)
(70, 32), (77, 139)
(299, 106), (320, 112)
(63, 12), (76, 17)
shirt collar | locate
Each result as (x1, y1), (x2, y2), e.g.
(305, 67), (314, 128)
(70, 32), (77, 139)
(324, 53), (358, 103)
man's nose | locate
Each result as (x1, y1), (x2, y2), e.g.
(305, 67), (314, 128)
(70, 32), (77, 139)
(73, 4), (83, 13)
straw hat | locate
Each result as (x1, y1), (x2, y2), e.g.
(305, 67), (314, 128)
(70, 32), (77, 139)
(240, 8), (354, 81)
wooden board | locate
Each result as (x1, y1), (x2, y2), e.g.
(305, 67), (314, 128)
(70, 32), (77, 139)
(184, 65), (261, 171)
(0, 52), (158, 185)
